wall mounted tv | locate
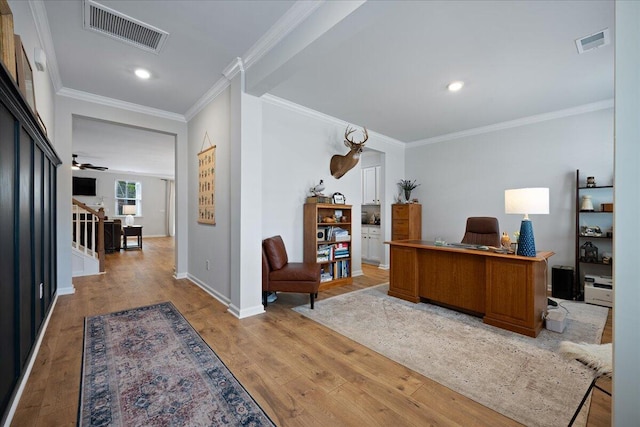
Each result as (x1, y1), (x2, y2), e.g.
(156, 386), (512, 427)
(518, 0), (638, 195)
(73, 177), (97, 196)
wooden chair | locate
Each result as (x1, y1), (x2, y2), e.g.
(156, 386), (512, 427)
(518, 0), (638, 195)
(262, 235), (320, 309)
(461, 217), (500, 247)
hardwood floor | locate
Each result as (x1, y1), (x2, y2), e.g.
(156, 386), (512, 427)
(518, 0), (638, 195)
(12, 238), (611, 426)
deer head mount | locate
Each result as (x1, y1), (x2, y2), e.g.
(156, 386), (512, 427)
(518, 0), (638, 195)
(330, 125), (368, 179)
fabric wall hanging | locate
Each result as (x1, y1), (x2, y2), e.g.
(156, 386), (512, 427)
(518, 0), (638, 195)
(198, 132), (216, 224)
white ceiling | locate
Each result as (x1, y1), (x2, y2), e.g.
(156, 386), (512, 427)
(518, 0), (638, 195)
(41, 0), (614, 177)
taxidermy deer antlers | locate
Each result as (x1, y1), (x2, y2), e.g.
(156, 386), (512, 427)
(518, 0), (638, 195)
(330, 125), (368, 179)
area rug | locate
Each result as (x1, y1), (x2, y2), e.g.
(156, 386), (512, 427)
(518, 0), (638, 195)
(293, 284), (609, 427)
(80, 302), (274, 426)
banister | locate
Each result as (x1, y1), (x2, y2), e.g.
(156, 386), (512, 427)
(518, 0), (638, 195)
(72, 198), (106, 272)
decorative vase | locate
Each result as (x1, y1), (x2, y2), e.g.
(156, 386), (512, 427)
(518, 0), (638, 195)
(404, 189), (411, 202)
(581, 195), (594, 211)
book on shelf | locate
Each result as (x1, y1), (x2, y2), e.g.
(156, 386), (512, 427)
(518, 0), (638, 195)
(307, 196), (333, 204)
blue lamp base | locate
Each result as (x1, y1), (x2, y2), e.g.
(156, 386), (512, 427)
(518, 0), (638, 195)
(517, 219), (536, 257)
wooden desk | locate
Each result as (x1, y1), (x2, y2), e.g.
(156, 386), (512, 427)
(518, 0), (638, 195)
(122, 225), (143, 250)
(386, 240), (554, 337)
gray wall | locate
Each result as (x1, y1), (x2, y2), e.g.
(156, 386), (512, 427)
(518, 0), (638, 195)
(405, 107), (613, 270)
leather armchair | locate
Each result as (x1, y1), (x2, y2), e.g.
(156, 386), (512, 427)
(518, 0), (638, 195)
(262, 235), (320, 309)
(461, 217), (500, 247)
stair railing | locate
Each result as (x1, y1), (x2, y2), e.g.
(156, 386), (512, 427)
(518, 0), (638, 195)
(72, 199), (105, 272)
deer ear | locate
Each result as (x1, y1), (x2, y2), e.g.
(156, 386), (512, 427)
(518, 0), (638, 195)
(343, 139), (351, 148)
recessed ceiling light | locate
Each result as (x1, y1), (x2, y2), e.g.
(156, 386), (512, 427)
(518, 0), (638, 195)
(447, 81), (464, 92)
(134, 68), (151, 79)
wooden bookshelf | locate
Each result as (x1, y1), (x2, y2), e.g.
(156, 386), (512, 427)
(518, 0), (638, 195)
(304, 203), (353, 290)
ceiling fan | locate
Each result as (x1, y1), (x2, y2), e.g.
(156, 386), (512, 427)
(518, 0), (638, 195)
(72, 154), (108, 171)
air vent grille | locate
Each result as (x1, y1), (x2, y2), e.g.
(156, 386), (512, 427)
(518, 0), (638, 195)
(83, 0), (168, 54)
(575, 28), (610, 54)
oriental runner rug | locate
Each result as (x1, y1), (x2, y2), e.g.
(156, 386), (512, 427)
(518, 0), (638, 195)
(293, 284), (609, 427)
(79, 302), (274, 426)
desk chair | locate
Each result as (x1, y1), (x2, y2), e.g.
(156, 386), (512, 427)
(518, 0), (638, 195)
(560, 341), (612, 426)
(461, 217), (501, 247)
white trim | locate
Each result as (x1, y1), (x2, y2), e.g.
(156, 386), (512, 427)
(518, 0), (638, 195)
(352, 269), (364, 277)
(2, 295), (59, 427)
(186, 274), (231, 307)
(174, 272), (188, 280)
(242, 0), (324, 69)
(56, 283), (76, 295)
(29, 0), (63, 92)
(222, 57), (245, 81)
(184, 78), (231, 121)
(378, 263), (389, 270)
(408, 99), (615, 147)
(227, 303), (266, 319)
(57, 87), (186, 122)
(184, 1), (322, 121)
(262, 94), (406, 147)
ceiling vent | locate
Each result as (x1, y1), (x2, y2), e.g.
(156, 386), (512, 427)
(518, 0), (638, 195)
(575, 28), (610, 54)
(83, 0), (169, 54)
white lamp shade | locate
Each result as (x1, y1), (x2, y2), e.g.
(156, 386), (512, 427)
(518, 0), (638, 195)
(505, 188), (549, 215)
(122, 205), (137, 215)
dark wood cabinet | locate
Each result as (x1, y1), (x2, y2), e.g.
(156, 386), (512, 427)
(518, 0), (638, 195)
(0, 62), (60, 420)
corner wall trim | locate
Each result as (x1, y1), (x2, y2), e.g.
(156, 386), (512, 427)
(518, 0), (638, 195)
(186, 274), (230, 307)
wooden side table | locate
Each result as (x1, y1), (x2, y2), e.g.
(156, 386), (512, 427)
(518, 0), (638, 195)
(122, 225), (143, 250)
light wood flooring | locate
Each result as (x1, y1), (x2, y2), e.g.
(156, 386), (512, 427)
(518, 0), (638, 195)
(12, 237), (611, 426)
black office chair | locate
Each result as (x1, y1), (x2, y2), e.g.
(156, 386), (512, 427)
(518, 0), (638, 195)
(461, 217), (500, 247)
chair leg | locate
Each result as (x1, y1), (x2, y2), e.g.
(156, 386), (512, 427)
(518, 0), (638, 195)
(569, 377), (598, 427)
(263, 291), (268, 308)
(310, 292), (315, 309)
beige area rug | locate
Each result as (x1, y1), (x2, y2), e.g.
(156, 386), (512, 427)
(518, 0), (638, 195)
(293, 284), (609, 427)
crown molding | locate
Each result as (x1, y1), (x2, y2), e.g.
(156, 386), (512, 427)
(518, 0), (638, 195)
(29, 0), (63, 92)
(58, 87), (186, 122)
(408, 99), (614, 147)
(262, 94), (405, 147)
(222, 57), (244, 81)
(242, 0), (324, 69)
(184, 1), (323, 122)
(184, 77), (231, 121)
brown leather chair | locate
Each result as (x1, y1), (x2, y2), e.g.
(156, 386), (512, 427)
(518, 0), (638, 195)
(461, 217), (500, 247)
(262, 235), (320, 309)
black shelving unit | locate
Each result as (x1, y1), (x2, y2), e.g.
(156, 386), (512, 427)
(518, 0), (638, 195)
(574, 169), (613, 301)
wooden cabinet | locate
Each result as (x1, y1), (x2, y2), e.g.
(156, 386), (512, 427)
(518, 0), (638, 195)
(575, 169), (613, 305)
(362, 225), (381, 262)
(304, 203), (353, 290)
(1, 62), (60, 419)
(392, 204), (422, 240)
(362, 166), (380, 204)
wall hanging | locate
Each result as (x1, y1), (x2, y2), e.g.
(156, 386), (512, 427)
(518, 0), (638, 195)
(198, 132), (216, 225)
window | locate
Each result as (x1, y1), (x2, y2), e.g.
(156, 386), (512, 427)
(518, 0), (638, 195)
(115, 180), (141, 216)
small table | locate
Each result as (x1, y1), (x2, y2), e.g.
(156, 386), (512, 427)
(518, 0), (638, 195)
(122, 225), (143, 250)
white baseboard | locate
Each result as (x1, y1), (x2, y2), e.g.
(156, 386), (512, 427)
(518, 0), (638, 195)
(186, 274), (231, 307)
(2, 295), (59, 427)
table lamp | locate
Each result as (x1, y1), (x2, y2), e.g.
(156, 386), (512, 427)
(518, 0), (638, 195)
(123, 204), (137, 226)
(505, 188), (549, 257)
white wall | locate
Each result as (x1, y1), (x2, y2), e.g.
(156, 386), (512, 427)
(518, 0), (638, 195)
(261, 97), (406, 273)
(187, 86), (231, 303)
(73, 169), (168, 237)
(405, 107), (613, 270)
(613, 1), (640, 423)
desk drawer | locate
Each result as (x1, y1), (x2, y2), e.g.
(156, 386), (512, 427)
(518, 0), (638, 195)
(393, 220), (409, 234)
(392, 205), (409, 219)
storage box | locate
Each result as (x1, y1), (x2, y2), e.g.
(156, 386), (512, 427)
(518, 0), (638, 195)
(585, 283), (613, 307)
(545, 310), (567, 333)
(601, 203), (613, 212)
